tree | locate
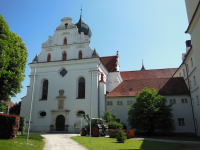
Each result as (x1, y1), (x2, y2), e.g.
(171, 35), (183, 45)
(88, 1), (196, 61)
(101, 110), (117, 123)
(127, 87), (175, 134)
(0, 15), (28, 101)
(10, 101), (21, 115)
(0, 102), (7, 112)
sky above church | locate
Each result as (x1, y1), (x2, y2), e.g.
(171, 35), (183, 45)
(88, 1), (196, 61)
(0, 0), (190, 103)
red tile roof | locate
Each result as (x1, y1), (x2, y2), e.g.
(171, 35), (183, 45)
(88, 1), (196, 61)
(0, 100), (15, 107)
(107, 77), (190, 97)
(100, 56), (117, 72)
(120, 68), (177, 80)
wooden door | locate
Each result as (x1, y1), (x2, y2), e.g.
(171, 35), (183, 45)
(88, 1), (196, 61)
(56, 115), (65, 131)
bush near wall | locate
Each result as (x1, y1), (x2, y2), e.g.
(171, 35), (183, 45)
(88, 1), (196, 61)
(18, 116), (26, 134)
(0, 113), (20, 139)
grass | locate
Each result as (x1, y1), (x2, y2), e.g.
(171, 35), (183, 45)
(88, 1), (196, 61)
(71, 136), (183, 150)
(0, 132), (45, 150)
(135, 135), (200, 141)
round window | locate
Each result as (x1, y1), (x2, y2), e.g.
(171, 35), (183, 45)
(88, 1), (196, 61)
(40, 112), (46, 117)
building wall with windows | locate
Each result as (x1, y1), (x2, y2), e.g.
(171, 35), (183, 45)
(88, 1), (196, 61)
(173, 44), (200, 136)
(106, 95), (195, 133)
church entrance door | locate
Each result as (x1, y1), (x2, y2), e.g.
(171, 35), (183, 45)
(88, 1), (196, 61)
(56, 115), (65, 131)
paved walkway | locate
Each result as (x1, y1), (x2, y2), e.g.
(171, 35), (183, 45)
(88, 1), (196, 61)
(40, 133), (87, 150)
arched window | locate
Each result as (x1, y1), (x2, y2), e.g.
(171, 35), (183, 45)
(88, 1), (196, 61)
(64, 37), (67, 45)
(65, 23), (68, 29)
(62, 52), (67, 60)
(47, 53), (51, 62)
(42, 80), (48, 99)
(79, 51), (82, 59)
(78, 78), (85, 98)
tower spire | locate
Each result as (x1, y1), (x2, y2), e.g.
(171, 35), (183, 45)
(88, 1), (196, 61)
(141, 59), (146, 70)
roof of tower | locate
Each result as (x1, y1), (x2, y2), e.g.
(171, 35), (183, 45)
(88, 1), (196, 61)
(75, 13), (92, 38)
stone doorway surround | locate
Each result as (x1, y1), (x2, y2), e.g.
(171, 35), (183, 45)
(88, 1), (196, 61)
(49, 89), (70, 132)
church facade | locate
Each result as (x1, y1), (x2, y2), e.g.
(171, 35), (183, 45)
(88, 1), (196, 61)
(20, 14), (196, 135)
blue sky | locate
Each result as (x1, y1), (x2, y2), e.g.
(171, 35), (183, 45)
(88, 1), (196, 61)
(0, 0), (190, 103)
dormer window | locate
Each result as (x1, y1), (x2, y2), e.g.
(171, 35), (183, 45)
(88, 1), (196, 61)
(65, 23), (68, 29)
(64, 38), (67, 45)
(79, 51), (82, 59)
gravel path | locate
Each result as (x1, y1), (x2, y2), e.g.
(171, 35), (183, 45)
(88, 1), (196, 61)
(40, 133), (87, 150)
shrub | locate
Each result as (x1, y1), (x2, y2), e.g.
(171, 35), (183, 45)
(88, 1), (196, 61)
(19, 116), (26, 134)
(107, 121), (123, 129)
(0, 113), (20, 139)
(116, 130), (126, 143)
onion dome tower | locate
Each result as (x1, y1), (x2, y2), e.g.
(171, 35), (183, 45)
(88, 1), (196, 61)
(75, 9), (92, 38)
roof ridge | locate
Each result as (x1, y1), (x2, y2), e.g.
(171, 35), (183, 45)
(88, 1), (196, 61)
(120, 68), (178, 73)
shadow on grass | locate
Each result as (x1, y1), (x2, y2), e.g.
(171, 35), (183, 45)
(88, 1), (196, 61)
(16, 133), (44, 141)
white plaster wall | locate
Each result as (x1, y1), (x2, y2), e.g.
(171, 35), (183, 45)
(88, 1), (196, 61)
(106, 72), (123, 92)
(106, 95), (195, 133)
(22, 58), (104, 132)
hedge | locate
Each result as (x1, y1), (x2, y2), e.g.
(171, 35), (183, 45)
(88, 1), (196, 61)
(18, 116), (26, 134)
(0, 113), (20, 139)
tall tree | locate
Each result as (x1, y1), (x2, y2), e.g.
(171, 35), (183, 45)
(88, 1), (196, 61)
(127, 87), (175, 134)
(0, 102), (7, 112)
(10, 101), (21, 115)
(0, 15), (28, 101)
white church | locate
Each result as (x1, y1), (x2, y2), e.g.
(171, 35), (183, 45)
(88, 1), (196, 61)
(20, 13), (199, 135)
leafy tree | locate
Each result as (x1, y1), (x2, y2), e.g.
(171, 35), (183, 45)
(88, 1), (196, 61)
(0, 14), (28, 101)
(0, 102), (7, 112)
(101, 110), (117, 123)
(116, 130), (126, 143)
(127, 87), (175, 134)
(10, 101), (21, 115)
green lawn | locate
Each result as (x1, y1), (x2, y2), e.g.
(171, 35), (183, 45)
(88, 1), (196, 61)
(135, 135), (200, 141)
(71, 136), (183, 150)
(0, 132), (45, 150)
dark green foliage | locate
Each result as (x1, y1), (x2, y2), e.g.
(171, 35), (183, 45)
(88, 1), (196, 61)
(127, 87), (175, 133)
(0, 113), (20, 139)
(121, 122), (127, 130)
(0, 102), (7, 112)
(0, 14), (28, 101)
(107, 121), (123, 129)
(101, 110), (117, 123)
(10, 101), (21, 115)
(19, 116), (26, 134)
(116, 130), (126, 143)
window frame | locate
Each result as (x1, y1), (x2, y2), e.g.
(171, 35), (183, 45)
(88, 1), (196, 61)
(193, 76), (196, 85)
(191, 58), (193, 67)
(42, 80), (48, 100)
(178, 118), (185, 126)
(78, 77), (85, 98)
(196, 95), (199, 105)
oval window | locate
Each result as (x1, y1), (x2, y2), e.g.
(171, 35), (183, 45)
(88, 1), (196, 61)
(40, 112), (46, 117)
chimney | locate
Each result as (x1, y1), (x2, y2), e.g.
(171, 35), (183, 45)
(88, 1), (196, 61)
(185, 40), (191, 53)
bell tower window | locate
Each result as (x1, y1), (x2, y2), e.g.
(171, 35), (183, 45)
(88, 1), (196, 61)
(47, 53), (51, 62)
(65, 23), (68, 29)
(79, 51), (82, 59)
(62, 52), (67, 60)
(64, 38), (67, 45)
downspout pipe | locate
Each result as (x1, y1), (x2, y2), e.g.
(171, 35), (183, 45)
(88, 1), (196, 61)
(183, 63), (196, 135)
(27, 67), (36, 143)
